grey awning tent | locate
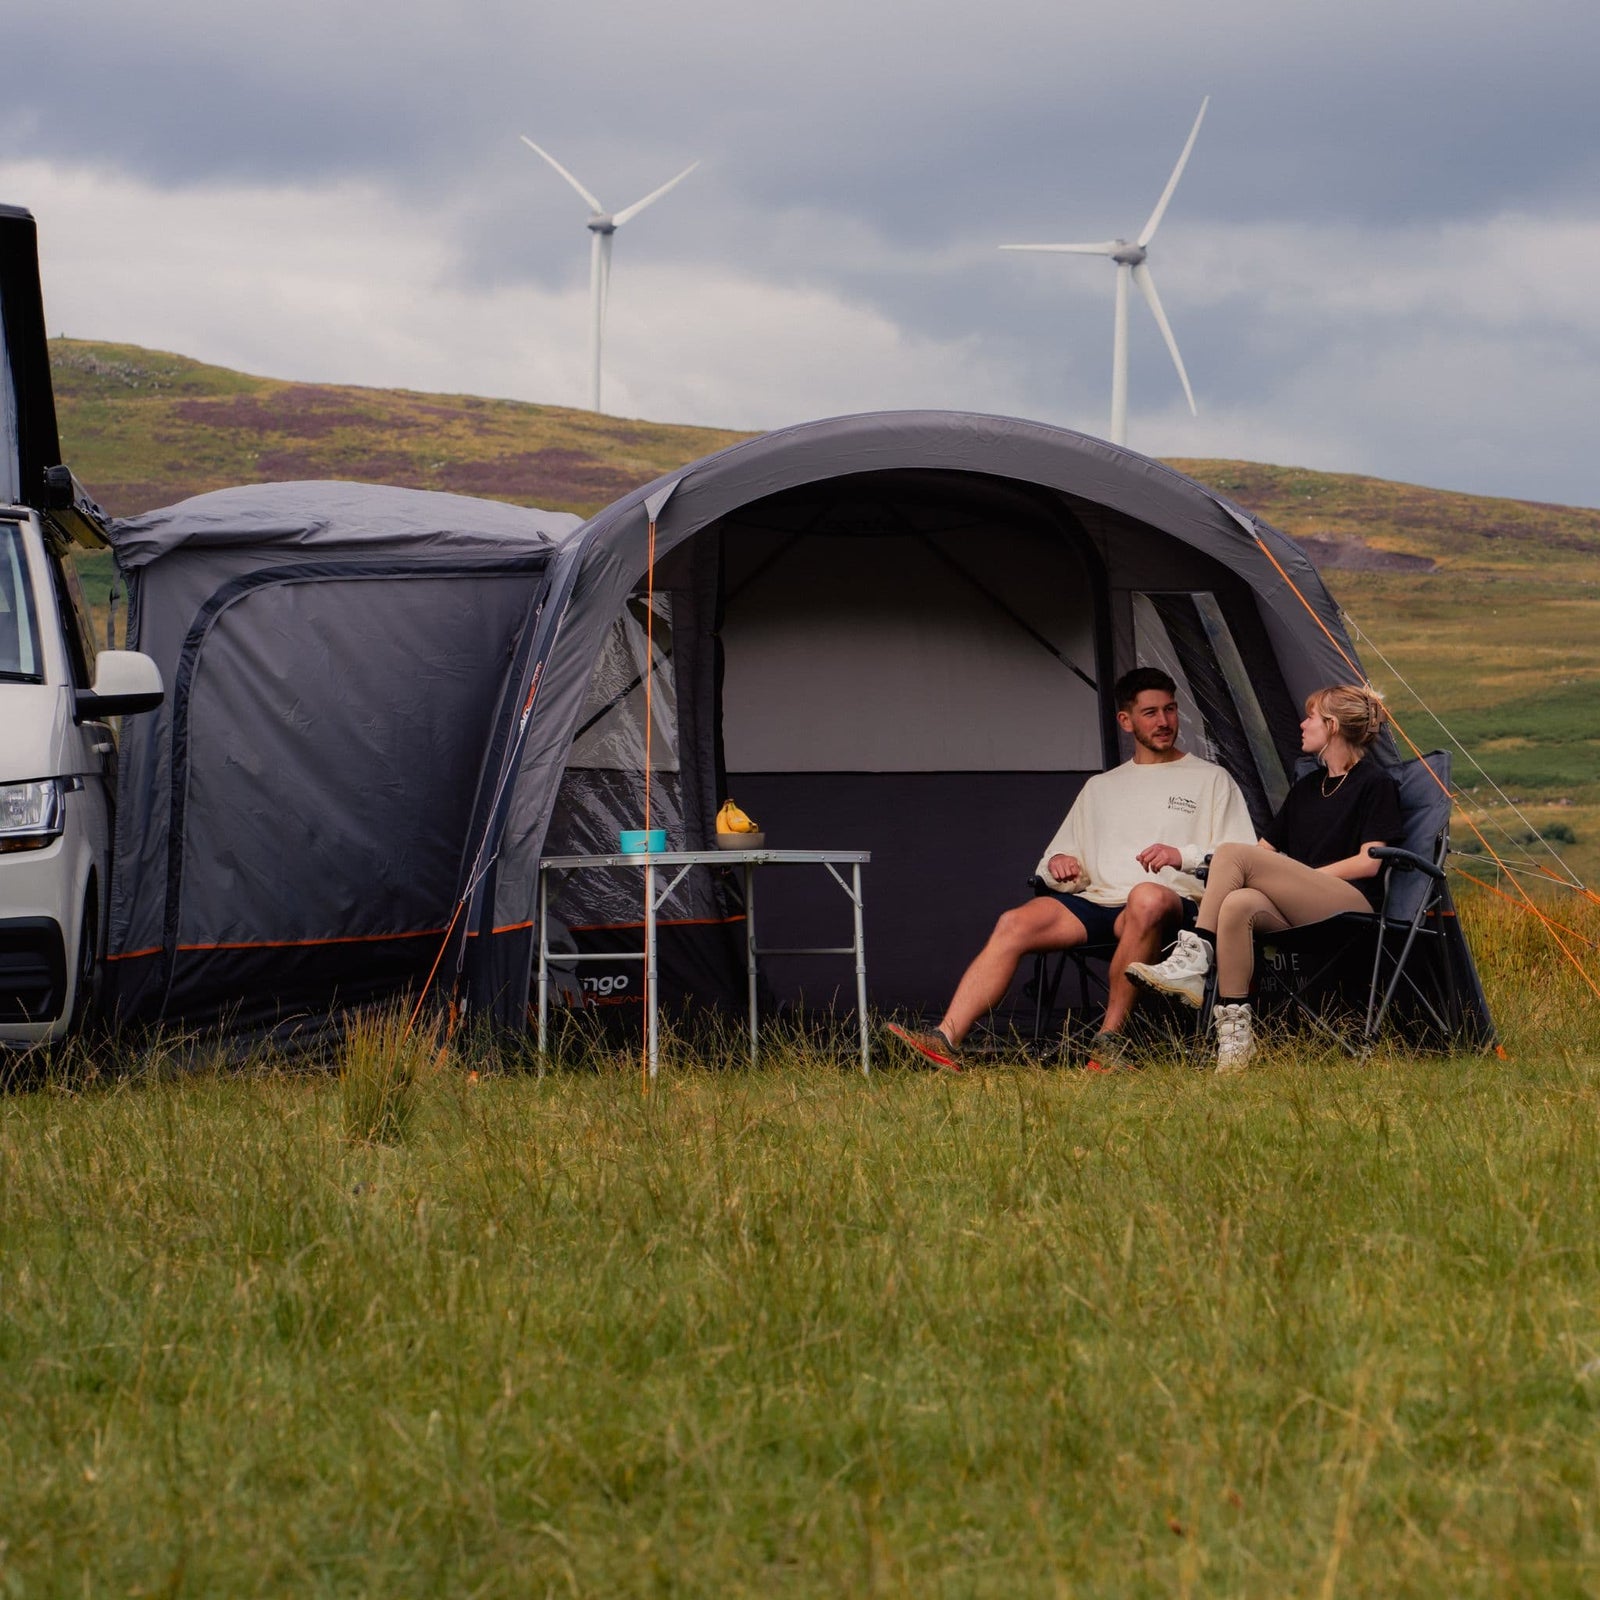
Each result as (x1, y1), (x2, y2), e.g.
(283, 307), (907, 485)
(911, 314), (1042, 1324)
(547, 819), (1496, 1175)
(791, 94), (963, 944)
(104, 481), (578, 1028)
(101, 415), (1492, 1047)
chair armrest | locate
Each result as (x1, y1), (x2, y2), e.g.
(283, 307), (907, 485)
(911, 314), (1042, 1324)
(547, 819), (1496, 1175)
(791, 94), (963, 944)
(1368, 845), (1446, 882)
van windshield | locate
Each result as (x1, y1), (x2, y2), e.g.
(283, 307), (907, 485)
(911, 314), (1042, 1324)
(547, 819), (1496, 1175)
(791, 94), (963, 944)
(0, 521), (42, 681)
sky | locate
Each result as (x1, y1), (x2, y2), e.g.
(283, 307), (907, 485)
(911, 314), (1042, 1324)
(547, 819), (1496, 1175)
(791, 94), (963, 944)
(4, 0), (1599, 506)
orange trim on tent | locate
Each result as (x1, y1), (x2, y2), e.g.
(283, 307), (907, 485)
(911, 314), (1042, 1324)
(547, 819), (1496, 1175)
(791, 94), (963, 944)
(108, 921), (535, 962)
(176, 927), (447, 953)
(642, 514), (659, 1091)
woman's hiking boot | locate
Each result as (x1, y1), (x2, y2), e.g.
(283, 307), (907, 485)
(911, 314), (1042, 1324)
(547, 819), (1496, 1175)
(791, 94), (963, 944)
(1212, 1002), (1254, 1074)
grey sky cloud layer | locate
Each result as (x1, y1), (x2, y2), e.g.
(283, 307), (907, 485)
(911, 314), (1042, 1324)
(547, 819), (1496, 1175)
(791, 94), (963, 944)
(6, 0), (1599, 504)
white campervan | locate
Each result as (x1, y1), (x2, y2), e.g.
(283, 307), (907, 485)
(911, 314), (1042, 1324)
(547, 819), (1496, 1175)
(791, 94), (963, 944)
(1, 204), (162, 1046)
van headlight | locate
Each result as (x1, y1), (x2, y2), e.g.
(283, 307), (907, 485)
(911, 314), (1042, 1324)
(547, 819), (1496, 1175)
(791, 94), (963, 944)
(0, 780), (64, 852)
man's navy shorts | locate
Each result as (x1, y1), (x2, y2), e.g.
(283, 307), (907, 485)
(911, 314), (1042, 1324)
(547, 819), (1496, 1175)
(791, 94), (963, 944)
(1043, 892), (1199, 945)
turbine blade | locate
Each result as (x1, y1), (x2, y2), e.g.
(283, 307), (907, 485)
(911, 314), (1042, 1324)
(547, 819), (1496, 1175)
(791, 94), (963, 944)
(1137, 96), (1209, 247)
(519, 136), (605, 214)
(599, 231), (613, 327)
(1132, 263), (1196, 415)
(612, 161), (700, 227)
(998, 241), (1120, 255)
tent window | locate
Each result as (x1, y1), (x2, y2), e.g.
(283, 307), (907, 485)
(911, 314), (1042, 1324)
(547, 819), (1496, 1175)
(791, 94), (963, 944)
(567, 593), (680, 773)
(1134, 591), (1287, 826)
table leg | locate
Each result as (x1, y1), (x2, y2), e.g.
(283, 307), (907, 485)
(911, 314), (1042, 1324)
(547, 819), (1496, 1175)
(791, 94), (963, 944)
(745, 860), (758, 1068)
(537, 868), (549, 1058)
(853, 862), (869, 1074)
(645, 858), (659, 1080)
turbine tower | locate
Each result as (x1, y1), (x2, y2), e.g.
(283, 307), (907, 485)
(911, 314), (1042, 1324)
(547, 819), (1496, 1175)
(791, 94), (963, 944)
(520, 137), (699, 414)
(1000, 97), (1209, 447)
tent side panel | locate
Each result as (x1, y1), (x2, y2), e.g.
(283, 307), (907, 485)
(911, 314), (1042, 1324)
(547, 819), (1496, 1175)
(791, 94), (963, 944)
(116, 558), (544, 1026)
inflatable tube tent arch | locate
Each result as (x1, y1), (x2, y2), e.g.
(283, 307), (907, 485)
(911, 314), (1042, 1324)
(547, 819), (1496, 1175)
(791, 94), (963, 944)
(456, 410), (1490, 1039)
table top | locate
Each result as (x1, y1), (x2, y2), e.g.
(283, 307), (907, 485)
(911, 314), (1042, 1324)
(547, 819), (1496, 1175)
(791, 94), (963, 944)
(540, 849), (871, 869)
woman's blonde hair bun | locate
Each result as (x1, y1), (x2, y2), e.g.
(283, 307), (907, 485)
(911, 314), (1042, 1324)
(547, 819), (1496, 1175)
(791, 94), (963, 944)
(1307, 682), (1389, 748)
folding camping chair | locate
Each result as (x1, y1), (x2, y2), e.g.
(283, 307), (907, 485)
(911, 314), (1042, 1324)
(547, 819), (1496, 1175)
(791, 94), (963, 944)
(1247, 750), (1466, 1054)
(1026, 879), (1117, 1041)
(1026, 858), (1228, 1043)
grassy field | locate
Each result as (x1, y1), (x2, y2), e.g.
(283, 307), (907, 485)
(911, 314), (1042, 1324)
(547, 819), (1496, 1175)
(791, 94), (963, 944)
(2, 893), (1600, 1595)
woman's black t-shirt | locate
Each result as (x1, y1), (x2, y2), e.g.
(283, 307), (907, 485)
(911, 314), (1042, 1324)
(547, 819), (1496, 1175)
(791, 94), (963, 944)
(1261, 758), (1405, 910)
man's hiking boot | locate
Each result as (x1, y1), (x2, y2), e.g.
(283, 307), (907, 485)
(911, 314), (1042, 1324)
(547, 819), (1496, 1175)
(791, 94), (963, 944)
(1212, 1002), (1254, 1074)
(884, 1022), (963, 1071)
(1126, 928), (1211, 1009)
(1085, 1029), (1137, 1072)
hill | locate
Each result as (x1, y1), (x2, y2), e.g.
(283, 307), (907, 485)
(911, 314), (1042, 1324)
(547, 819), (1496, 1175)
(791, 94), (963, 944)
(49, 340), (749, 522)
(49, 339), (1600, 880)
(50, 340), (1600, 568)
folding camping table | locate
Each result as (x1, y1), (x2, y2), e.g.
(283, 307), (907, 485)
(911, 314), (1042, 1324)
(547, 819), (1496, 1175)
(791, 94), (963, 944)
(536, 849), (872, 1077)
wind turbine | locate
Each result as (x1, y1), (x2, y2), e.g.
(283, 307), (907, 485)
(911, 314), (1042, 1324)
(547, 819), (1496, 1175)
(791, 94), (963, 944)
(1000, 96), (1209, 447)
(519, 136), (699, 414)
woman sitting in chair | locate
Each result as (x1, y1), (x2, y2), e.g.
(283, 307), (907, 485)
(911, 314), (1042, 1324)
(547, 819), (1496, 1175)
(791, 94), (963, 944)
(1126, 683), (1403, 1073)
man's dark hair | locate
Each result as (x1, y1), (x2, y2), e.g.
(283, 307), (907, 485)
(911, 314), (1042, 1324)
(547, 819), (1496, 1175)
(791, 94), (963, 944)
(1114, 666), (1177, 711)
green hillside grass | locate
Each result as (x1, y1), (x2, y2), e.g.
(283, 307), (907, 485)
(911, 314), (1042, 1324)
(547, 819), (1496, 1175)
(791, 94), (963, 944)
(51, 339), (1600, 882)
(50, 339), (748, 521)
(4, 884), (1600, 1596)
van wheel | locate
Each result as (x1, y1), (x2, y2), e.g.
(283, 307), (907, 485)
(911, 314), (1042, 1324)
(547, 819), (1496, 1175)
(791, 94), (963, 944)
(68, 885), (99, 1036)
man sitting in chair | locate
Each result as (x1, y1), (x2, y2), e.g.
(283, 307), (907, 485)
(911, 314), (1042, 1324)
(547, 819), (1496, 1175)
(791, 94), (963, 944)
(886, 667), (1256, 1070)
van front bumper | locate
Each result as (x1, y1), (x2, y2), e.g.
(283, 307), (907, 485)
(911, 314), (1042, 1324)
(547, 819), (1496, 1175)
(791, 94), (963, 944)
(0, 915), (67, 1028)
(1, 836), (83, 1044)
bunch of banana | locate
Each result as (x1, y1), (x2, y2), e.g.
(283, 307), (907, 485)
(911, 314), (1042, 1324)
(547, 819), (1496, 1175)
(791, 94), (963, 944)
(716, 800), (760, 835)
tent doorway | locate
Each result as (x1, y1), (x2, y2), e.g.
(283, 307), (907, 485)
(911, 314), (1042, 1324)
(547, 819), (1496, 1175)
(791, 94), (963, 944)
(714, 469), (1114, 1017)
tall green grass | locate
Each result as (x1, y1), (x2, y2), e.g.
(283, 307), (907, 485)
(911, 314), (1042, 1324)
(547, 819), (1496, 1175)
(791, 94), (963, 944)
(2, 899), (1599, 1594)
(1459, 880), (1600, 1056)
(337, 1006), (441, 1146)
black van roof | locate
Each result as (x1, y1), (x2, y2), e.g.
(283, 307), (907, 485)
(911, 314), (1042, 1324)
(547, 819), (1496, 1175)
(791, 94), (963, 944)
(0, 204), (65, 512)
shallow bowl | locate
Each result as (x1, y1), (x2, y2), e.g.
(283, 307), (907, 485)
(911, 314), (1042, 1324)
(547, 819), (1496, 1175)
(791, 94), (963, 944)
(619, 828), (668, 855)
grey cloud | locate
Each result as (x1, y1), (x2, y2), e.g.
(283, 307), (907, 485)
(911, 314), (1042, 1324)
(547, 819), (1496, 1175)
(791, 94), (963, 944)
(11, 0), (1599, 223)
(7, 0), (1600, 503)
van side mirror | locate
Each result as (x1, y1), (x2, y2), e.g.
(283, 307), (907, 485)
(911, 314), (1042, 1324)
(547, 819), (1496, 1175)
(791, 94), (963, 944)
(74, 650), (164, 721)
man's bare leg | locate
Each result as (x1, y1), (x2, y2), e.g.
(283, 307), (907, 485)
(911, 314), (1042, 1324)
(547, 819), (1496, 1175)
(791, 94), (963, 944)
(1101, 882), (1186, 1034)
(937, 897), (1088, 1044)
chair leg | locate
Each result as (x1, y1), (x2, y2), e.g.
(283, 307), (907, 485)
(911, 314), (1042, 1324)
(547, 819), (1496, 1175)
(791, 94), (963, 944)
(1031, 949), (1070, 1041)
(1196, 963), (1216, 1040)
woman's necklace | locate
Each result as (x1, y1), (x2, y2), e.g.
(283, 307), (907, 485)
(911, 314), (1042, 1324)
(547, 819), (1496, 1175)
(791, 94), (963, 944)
(1321, 767), (1351, 798)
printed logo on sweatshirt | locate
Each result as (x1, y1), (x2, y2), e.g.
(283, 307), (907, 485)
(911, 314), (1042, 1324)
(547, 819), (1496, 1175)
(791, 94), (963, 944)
(1168, 795), (1197, 814)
